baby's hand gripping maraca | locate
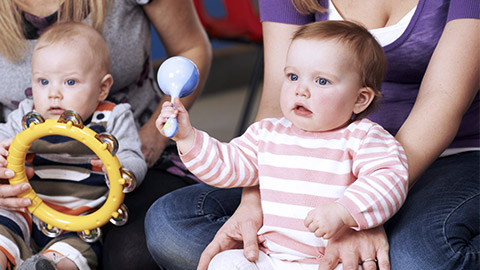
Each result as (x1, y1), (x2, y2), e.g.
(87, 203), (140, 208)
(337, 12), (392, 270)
(157, 56), (199, 138)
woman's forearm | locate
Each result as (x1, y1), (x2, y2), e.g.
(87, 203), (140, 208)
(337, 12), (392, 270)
(255, 22), (300, 121)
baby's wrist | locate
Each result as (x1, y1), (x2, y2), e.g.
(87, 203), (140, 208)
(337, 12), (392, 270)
(335, 202), (357, 228)
(176, 127), (195, 154)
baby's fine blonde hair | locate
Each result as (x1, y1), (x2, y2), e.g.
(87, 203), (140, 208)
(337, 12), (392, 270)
(0, 0), (111, 63)
(35, 21), (111, 73)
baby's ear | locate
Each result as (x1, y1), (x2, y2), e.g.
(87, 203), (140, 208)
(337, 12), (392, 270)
(98, 74), (113, 101)
(353, 87), (375, 114)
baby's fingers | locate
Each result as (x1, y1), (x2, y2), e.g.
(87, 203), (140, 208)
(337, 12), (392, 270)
(0, 151), (8, 167)
(160, 105), (178, 118)
(156, 113), (176, 134)
(161, 101), (173, 108)
(306, 221), (319, 234)
(157, 105), (177, 128)
(0, 138), (13, 148)
(314, 229), (327, 238)
(173, 97), (187, 112)
(0, 138), (13, 157)
(304, 210), (315, 227)
(90, 159), (106, 173)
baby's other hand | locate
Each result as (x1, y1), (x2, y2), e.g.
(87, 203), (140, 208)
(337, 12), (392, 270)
(90, 158), (106, 173)
(304, 203), (353, 239)
(0, 138), (13, 168)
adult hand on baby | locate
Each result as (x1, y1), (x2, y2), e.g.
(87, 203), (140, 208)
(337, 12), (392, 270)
(317, 226), (390, 270)
(197, 193), (263, 270)
(305, 202), (351, 239)
(0, 138), (33, 211)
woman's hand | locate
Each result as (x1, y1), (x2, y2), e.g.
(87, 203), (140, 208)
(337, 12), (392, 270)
(0, 179), (32, 211)
(318, 226), (390, 270)
(197, 186), (263, 270)
(0, 138), (33, 210)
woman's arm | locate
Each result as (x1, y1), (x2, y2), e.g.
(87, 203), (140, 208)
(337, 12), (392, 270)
(139, 0), (213, 167)
(256, 21), (300, 120)
(396, 18), (480, 185)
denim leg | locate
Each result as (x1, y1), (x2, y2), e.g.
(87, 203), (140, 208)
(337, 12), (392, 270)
(385, 151), (479, 270)
(145, 183), (242, 270)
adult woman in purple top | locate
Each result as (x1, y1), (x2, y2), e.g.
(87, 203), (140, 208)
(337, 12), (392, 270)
(144, 0), (479, 269)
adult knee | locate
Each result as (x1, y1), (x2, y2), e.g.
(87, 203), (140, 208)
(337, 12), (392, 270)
(145, 184), (242, 270)
(387, 152), (479, 270)
(145, 194), (197, 270)
(444, 193), (479, 266)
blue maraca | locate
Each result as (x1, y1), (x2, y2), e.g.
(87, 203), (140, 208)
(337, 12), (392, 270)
(157, 56), (199, 137)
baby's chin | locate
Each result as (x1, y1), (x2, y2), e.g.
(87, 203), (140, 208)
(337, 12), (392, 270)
(288, 118), (321, 132)
(289, 117), (340, 133)
(44, 110), (65, 119)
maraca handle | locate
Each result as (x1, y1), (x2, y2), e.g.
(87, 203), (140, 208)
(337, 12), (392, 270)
(163, 117), (178, 138)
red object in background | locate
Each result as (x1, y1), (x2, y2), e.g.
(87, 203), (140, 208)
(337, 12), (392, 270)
(193, 0), (263, 43)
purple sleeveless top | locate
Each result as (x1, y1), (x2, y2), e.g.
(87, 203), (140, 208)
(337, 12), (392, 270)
(259, 0), (480, 149)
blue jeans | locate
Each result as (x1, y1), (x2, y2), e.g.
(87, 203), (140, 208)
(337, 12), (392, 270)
(384, 151), (479, 270)
(145, 184), (242, 270)
(145, 151), (479, 270)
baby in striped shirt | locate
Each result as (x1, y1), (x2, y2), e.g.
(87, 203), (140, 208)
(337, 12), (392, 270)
(158, 21), (408, 270)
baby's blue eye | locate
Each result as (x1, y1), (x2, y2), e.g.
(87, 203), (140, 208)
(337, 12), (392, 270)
(40, 79), (49, 85)
(316, 78), (329, 85)
(289, 74), (298, 81)
(66, 79), (76, 86)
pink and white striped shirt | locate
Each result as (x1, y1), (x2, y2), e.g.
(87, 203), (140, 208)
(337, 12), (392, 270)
(181, 117), (408, 263)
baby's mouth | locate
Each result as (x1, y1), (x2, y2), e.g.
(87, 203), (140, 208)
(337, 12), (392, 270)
(293, 104), (312, 116)
(48, 107), (65, 115)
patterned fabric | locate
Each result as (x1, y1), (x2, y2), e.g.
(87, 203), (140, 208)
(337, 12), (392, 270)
(180, 118), (409, 263)
(155, 144), (202, 184)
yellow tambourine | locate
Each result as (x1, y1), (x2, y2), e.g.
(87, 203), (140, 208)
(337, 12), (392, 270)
(6, 111), (134, 242)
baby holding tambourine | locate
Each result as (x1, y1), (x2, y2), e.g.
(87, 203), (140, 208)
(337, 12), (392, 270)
(0, 21), (146, 269)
